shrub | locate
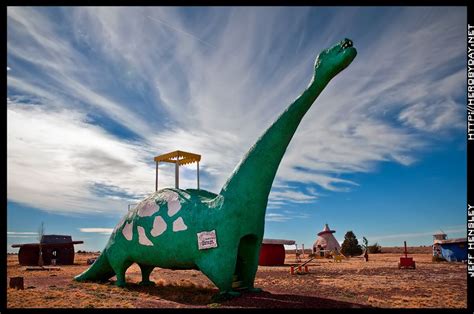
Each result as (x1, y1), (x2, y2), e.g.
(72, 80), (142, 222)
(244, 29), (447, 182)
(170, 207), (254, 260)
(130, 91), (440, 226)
(368, 243), (382, 254)
(341, 231), (363, 256)
(432, 255), (446, 262)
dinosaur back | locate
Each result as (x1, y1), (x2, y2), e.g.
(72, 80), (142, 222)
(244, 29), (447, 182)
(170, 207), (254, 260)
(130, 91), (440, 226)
(107, 188), (220, 268)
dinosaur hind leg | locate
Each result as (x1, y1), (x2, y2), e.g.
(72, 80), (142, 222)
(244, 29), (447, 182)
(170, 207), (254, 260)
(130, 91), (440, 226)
(138, 264), (155, 286)
(234, 234), (263, 293)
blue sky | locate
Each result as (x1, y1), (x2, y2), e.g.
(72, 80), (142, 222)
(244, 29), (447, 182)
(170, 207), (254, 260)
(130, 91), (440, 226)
(7, 7), (467, 253)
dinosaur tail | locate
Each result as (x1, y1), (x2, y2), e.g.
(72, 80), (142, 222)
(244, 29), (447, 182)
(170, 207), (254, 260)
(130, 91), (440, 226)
(74, 249), (115, 282)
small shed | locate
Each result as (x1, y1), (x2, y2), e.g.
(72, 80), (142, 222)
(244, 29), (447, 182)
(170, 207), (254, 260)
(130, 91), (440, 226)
(433, 236), (467, 262)
(258, 238), (295, 266)
(11, 235), (83, 266)
(432, 233), (447, 258)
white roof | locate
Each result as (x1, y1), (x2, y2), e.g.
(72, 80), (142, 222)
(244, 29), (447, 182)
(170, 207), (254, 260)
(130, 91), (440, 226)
(434, 237), (466, 245)
(313, 233), (341, 250)
(262, 238), (295, 245)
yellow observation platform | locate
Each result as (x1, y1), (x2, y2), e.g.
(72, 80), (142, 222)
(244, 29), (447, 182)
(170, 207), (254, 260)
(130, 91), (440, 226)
(154, 150), (201, 191)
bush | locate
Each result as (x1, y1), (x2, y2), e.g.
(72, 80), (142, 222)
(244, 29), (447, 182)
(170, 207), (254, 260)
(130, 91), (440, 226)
(432, 255), (446, 262)
(368, 243), (382, 254)
(341, 231), (363, 256)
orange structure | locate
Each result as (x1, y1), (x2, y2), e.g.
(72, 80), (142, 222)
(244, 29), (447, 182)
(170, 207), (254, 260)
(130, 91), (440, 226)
(154, 150), (201, 191)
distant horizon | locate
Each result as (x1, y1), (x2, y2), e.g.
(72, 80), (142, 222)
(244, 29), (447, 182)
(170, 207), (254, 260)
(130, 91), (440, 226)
(6, 244), (437, 255)
(7, 7), (467, 253)
(6, 231), (463, 254)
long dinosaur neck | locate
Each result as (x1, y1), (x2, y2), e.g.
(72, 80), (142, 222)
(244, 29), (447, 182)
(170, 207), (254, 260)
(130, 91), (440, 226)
(219, 74), (331, 210)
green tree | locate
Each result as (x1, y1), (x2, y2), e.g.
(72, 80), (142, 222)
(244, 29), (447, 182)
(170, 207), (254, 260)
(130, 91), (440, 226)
(341, 231), (363, 256)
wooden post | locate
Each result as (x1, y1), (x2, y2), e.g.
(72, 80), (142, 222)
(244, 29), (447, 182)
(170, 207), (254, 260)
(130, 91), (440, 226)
(197, 161), (200, 190)
(302, 244), (305, 258)
(38, 245), (43, 267)
(175, 161), (179, 189)
(155, 162), (159, 191)
(295, 243), (298, 261)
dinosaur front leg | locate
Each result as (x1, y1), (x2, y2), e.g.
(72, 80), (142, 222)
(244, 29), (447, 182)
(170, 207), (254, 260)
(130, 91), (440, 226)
(138, 264), (155, 286)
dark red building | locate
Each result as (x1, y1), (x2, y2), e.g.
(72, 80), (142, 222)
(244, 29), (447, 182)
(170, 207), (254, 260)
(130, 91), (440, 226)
(258, 239), (295, 266)
(11, 235), (83, 266)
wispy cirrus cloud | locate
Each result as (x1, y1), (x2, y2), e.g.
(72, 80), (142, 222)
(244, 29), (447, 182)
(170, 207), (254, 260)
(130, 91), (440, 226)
(7, 7), (466, 218)
(78, 228), (114, 235)
(368, 226), (466, 242)
(7, 231), (39, 238)
(265, 213), (292, 222)
(266, 210), (311, 222)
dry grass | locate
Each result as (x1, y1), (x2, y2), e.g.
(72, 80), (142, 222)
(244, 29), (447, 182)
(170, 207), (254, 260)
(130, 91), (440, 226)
(7, 251), (467, 308)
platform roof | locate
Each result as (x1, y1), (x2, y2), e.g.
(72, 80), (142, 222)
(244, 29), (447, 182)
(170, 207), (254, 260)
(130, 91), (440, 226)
(262, 238), (296, 245)
(11, 241), (84, 248)
(154, 150), (201, 166)
(433, 237), (466, 245)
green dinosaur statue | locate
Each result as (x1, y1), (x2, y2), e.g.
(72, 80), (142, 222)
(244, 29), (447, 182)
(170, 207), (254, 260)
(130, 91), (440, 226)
(74, 38), (357, 299)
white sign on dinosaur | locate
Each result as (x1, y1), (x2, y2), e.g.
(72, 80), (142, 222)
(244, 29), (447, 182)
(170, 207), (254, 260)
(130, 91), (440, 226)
(197, 230), (218, 250)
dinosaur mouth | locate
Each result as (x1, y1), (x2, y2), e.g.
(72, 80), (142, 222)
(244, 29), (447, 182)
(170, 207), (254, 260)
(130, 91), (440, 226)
(340, 39), (353, 51)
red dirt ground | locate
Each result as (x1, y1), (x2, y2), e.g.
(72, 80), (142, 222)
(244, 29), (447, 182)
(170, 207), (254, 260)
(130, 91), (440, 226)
(6, 251), (467, 309)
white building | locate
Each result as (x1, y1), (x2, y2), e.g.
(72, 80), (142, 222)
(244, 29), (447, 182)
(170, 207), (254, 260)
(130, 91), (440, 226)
(313, 223), (341, 257)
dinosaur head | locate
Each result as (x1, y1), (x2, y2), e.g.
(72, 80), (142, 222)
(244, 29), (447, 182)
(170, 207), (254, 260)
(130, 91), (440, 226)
(313, 38), (357, 81)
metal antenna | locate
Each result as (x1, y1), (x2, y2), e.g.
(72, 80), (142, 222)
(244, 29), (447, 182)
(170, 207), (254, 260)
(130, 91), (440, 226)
(439, 228), (446, 238)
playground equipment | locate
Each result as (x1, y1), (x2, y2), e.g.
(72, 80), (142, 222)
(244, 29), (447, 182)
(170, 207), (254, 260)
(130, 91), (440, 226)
(332, 251), (345, 263)
(290, 257), (316, 275)
(295, 243), (302, 262)
(398, 241), (416, 269)
(154, 150), (201, 190)
(74, 38), (357, 300)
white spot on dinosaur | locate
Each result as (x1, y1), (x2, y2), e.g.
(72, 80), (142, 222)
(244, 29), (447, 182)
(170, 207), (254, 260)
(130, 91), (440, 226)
(113, 215), (127, 234)
(173, 217), (187, 232)
(137, 226), (153, 246)
(161, 190), (179, 201)
(122, 221), (133, 241)
(160, 190), (182, 217)
(168, 200), (181, 217)
(151, 216), (167, 237)
(137, 200), (159, 217)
